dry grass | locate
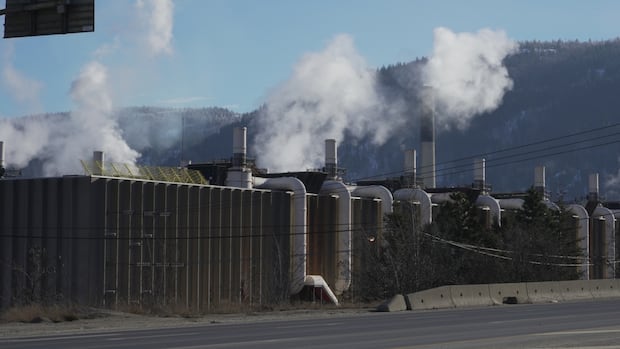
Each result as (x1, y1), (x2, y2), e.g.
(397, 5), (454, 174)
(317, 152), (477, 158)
(0, 304), (102, 324)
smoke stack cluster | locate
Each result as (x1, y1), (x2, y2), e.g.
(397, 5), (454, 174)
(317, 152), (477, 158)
(325, 139), (338, 179)
(419, 86), (436, 189)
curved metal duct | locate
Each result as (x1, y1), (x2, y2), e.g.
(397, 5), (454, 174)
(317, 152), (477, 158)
(254, 176), (308, 294)
(350, 185), (394, 216)
(567, 204), (590, 280)
(319, 180), (352, 295)
(592, 205), (616, 278)
(498, 198), (524, 210)
(476, 195), (501, 226)
(393, 188), (432, 225)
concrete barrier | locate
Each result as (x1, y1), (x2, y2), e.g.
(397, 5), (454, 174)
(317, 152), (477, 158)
(376, 294), (407, 312)
(557, 280), (594, 301)
(407, 286), (455, 310)
(589, 279), (620, 299)
(526, 281), (563, 303)
(488, 283), (529, 305)
(450, 284), (493, 308)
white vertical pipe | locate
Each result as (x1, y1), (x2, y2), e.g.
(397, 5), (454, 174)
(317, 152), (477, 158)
(534, 166), (545, 191)
(420, 86), (436, 189)
(0, 141), (5, 169)
(325, 139), (337, 179)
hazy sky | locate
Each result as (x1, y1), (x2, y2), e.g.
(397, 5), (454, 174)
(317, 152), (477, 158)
(1, 0), (619, 118)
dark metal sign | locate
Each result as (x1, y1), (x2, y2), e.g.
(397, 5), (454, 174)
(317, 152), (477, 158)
(2, 0), (94, 39)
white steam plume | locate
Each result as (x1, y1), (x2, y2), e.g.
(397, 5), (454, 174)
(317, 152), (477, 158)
(253, 34), (405, 172)
(423, 27), (518, 129)
(136, 0), (174, 55)
(41, 61), (139, 175)
(1, 44), (43, 114)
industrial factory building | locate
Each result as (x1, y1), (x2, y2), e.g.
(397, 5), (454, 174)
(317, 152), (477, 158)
(0, 122), (618, 310)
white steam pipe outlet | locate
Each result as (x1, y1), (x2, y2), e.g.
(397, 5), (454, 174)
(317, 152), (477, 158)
(567, 204), (590, 280)
(475, 195), (501, 226)
(320, 180), (352, 295)
(254, 176), (308, 294)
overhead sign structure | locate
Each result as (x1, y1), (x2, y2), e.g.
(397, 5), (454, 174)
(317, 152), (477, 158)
(1, 0), (94, 39)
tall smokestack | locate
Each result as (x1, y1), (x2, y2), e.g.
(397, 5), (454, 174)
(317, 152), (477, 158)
(0, 141), (5, 178)
(419, 86), (436, 189)
(534, 166), (546, 196)
(232, 126), (247, 168)
(588, 173), (599, 202)
(403, 149), (416, 188)
(325, 139), (338, 179)
(93, 151), (105, 176)
(227, 127), (252, 188)
(473, 158), (486, 191)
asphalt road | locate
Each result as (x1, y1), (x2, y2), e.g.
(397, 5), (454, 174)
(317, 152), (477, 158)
(3, 299), (620, 348)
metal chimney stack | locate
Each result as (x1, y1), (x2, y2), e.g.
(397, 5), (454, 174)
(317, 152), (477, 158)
(0, 141), (5, 178)
(403, 149), (416, 188)
(419, 86), (436, 189)
(325, 139), (338, 180)
(0, 141), (5, 168)
(534, 166), (546, 196)
(232, 127), (247, 168)
(473, 158), (486, 191)
(226, 127), (252, 188)
(588, 173), (599, 202)
(93, 151), (105, 176)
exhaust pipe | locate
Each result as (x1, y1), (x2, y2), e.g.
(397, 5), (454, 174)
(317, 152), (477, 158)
(325, 139), (338, 180)
(419, 86), (436, 189)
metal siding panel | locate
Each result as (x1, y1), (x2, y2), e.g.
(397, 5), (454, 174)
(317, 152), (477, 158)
(260, 192), (273, 304)
(153, 183), (167, 304)
(141, 182), (155, 304)
(209, 188), (222, 307)
(240, 190), (253, 303)
(165, 185), (178, 304)
(187, 186), (200, 309)
(220, 188), (232, 303)
(0, 181), (14, 308)
(177, 185), (189, 307)
(104, 179), (120, 306)
(12, 180), (29, 303)
(115, 180), (131, 304)
(198, 187), (211, 310)
(230, 189), (242, 304)
(250, 191), (263, 305)
(130, 181), (144, 304)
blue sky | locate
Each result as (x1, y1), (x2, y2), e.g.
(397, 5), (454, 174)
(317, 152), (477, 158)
(1, 0), (620, 118)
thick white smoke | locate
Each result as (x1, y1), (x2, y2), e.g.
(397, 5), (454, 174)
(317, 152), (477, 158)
(423, 27), (518, 129)
(0, 0), (177, 175)
(43, 62), (140, 175)
(253, 34), (405, 172)
(136, 0), (174, 55)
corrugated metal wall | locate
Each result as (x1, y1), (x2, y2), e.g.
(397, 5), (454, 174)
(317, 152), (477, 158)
(98, 178), (293, 310)
(0, 176), (103, 308)
(0, 176), (295, 310)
